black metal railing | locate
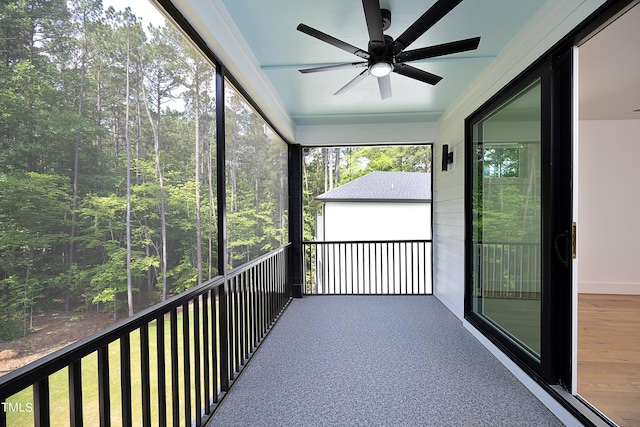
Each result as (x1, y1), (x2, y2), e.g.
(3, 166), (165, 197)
(303, 240), (432, 295)
(476, 242), (541, 299)
(0, 245), (290, 427)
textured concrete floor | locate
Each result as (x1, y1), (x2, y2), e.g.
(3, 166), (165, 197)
(209, 296), (564, 426)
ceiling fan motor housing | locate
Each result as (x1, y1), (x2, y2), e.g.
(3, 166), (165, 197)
(368, 35), (395, 77)
(381, 8), (391, 31)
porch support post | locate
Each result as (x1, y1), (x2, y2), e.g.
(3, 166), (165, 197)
(216, 64), (230, 391)
(289, 143), (304, 298)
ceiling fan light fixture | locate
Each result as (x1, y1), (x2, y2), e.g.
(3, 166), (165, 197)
(370, 61), (393, 77)
(297, 0), (481, 98)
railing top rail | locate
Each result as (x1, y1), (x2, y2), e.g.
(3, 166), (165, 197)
(0, 275), (222, 398)
(303, 239), (431, 245)
(475, 241), (541, 246)
(0, 244), (290, 398)
(228, 244), (290, 276)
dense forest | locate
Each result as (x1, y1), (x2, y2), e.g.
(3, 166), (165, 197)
(0, 0), (288, 339)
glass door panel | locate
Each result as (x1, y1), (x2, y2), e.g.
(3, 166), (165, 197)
(470, 80), (542, 357)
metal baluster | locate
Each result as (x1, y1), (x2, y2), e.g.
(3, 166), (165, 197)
(140, 324), (151, 427)
(182, 302), (192, 425)
(120, 334), (132, 427)
(69, 359), (83, 427)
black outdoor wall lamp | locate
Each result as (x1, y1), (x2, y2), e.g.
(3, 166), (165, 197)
(442, 144), (454, 171)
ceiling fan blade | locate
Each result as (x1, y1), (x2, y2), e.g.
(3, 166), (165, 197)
(299, 62), (368, 74)
(393, 63), (443, 85)
(297, 23), (369, 59)
(390, 0), (463, 54)
(362, 0), (385, 52)
(334, 69), (370, 95)
(396, 36), (481, 63)
(377, 75), (392, 100)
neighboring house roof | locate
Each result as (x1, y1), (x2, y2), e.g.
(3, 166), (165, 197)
(315, 171), (431, 203)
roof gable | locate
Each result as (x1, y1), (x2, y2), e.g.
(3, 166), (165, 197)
(315, 171), (431, 202)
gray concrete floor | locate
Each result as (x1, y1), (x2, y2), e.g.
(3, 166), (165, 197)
(209, 296), (564, 426)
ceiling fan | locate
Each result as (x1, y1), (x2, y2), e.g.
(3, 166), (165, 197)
(297, 0), (480, 100)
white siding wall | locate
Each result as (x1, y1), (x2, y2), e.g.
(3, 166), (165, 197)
(322, 202), (431, 241)
(317, 202), (432, 294)
(433, 0), (608, 320)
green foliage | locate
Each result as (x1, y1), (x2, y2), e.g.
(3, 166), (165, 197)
(0, 0), (287, 332)
(0, 319), (24, 341)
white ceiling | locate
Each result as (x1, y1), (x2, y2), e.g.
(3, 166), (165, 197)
(214, 0), (549, 126)
(579, 3), (640, 120)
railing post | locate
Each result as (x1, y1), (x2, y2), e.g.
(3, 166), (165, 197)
(288, 144), (304, 298)
(97, 346), (110, 427)
(216, 63), (230, 394)
(120, 334), (132, 427)
(34, 377), (50, 427)
(170, 309), (180, 427)
(156, 315), (167, 427)
(140, 324), (151, 427)
(69, 360), (83, 427)
(182, 302), (192, 425)
(219, 283), (230, 392)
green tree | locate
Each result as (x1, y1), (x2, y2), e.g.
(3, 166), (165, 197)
(0, 172), (71, 336)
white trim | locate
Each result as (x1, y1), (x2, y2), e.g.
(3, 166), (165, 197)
(296, 122), (437, 146)
(571, 45), (580, 395)
(578, 282), (640, 295)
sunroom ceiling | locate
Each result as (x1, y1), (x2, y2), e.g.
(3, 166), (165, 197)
(220, 0), (548, 126)
(171, 0), (548, 131)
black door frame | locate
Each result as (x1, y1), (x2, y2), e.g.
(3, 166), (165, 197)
(464, 56), (563, 383)
(464, 1), (636, 425)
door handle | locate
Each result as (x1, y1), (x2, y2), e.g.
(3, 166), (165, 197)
(554, 230), (569, 266)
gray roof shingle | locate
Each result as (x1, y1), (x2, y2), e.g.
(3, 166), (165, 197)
(315, 171), (431, 202)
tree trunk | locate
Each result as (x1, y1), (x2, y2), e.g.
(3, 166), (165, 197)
(68, 8), (89, 312)
(125, 22), (134, 317)
(207, 131), (215, 279)
(194, 73), (203, 285)
(333, 147), (341, 187)
(142, 77), (169, 301)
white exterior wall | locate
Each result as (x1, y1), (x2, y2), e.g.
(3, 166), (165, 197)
(578, 119), (640, 295)
(317, 201), (432, 294)
(321, 202), (431, 241)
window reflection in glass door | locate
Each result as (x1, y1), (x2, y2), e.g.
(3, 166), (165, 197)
(470, 80), (542, 357)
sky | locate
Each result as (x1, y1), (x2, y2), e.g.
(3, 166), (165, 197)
(101, 0), (168, 29)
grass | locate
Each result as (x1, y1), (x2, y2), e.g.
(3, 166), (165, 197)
(5, 303), (220, 427)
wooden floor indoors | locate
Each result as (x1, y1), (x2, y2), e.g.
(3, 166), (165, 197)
(578, 294), (640, 427)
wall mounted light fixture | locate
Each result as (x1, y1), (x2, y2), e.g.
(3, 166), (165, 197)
(442, 144), (454, 171)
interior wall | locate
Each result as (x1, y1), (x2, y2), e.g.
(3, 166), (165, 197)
(578, 119), (640, 295)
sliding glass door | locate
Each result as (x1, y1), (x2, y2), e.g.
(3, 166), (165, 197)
(466, 1), (637, 423)
(470, 79), (543, 357)
(465, 56), (573, 384)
